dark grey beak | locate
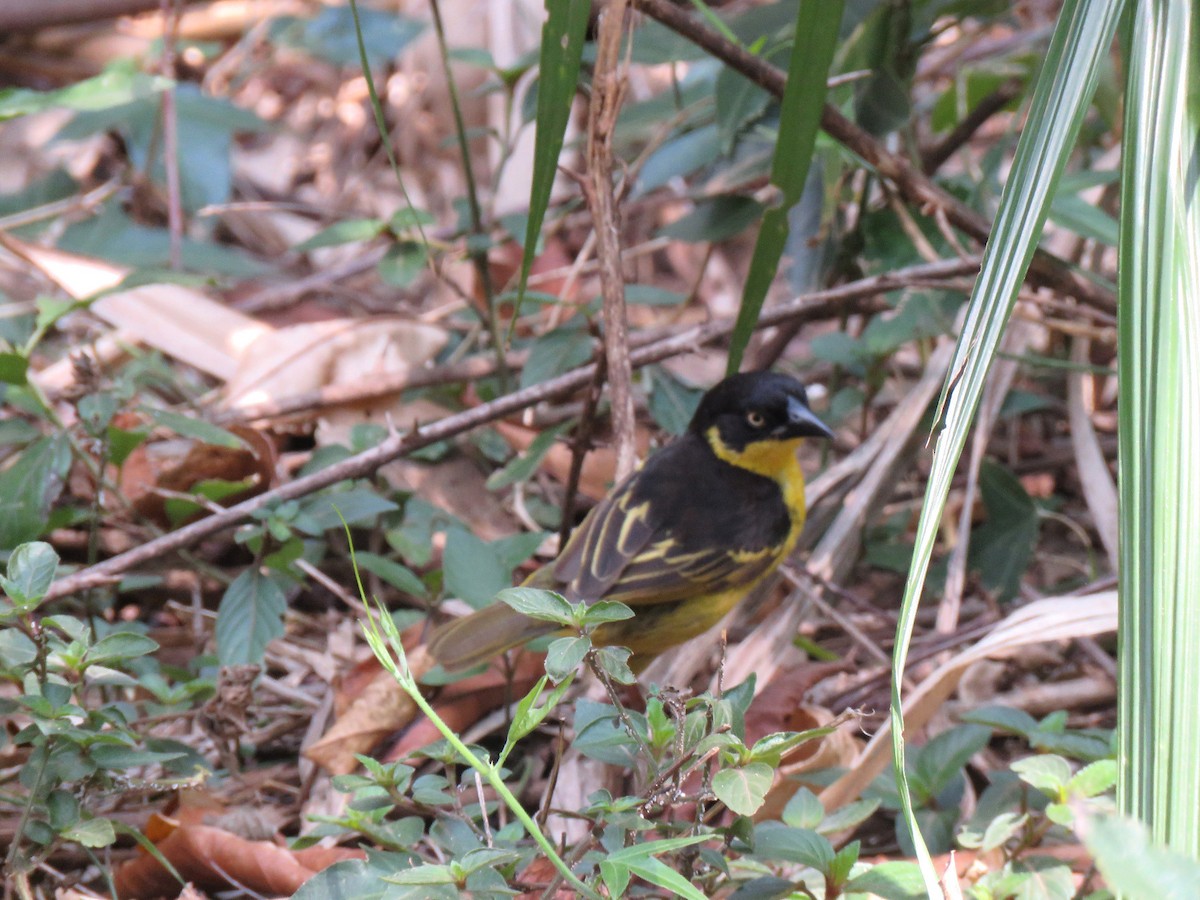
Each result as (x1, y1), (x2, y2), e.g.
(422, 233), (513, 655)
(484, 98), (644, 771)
(786, 395), (835, 440)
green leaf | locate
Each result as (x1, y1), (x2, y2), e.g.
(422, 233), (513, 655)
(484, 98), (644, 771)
(842, 860), (927, 899)
(0, 351), (28, 386)
(352, 552), (428, 597)
(573, 698), (641, 766)
(593, 646), (636, 684)
(1011, 754), (1073, 797)
(657, 195), (765, 244)
(714, 762), (775, 816)
(518, 327), (594, 391)
(1085, 815), (1200, 899)
(579, 600), (634, 626)
(1067, 758), (1117, 798)
(215, 569), (288, 664)
(622, 855), (708, 900)
(85, 632), (159, 665)
(598, 861), (631, 900)
(443, 529), (511, 608)
(510, 0), (590, 324)
(545, 636), (589, 682)
(378, 241), (428, 288)
(294, 218), (385, 251)
(0, 435), (72, 551)
(486, 422), (572, 491)
(269, 6), (425, 68)
(913, 724), (991, 798)
(751, 822), (834, 870)
(142, 408), (247, 449)
(303, 488), (399, 531)
(646, 368), (703, 436)
(818, 797), (881, 835)
(0, 60), (170, 120)
(1, 541), (59, 606)
(61, 817), (117, 849)
(968, 461), (1039, 602)
(495, 586), (573, 623)
(726, 0), (843, 374)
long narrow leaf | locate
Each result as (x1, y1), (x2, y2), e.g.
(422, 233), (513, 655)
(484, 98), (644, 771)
(511, 0), (590, 332)
(725, 0), (843, 374)
(887, 0), (1125, 893)
(1118, 0), (1200, 857)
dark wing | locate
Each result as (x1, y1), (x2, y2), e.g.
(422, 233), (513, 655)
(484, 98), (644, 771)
(552, 436), (790, 606)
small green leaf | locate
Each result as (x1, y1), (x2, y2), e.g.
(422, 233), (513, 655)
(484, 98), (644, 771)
(782, 787), (825, 829)
(1067, 758), (1117, 798)
(485, 422), (572, 491)
(599, 861), (631, 899)
(378, 241), (427, 288)
(143, 408), (247, 449)
(657, 195), (764, 243)
(593, 646), (636, 684)
(0, 351), (29, 385)
(352, 551), (428, 597)
(713, 762), (774, 816)
(1, 541), (59, 606)
(294, 218), (385, 251)
(545, 636), (589, 682)
(842, 860), (927, 899)
(1011, 754), (1074, 797)
(496, 587), (573, 623)
(579, 600), (634, 625)
(61, 817), (116, 848)
(751, 822), (834, 870)
(85, 632), (159, 665)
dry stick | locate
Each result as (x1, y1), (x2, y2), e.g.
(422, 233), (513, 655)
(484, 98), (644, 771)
(631, 0), (1116, 314)
(40, 258), (979, 602)
(586, 0), (638, 482)
(159, 0), (183, 271)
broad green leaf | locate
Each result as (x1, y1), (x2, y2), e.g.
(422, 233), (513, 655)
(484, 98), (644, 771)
(215, 569), (288, 664)
(726, 0), (843, 373)
(1085, 815), (1200, 899)
(0, 435), (72, 552)
(85, 632), (159, 665)
(0, 60), (170, 120)
(713, 763), (774, 816)
(443, 529), (511, 608)
(751, 822), (834, 870)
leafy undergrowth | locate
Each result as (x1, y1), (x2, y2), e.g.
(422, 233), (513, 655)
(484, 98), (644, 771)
(1, 0), (1184, 898)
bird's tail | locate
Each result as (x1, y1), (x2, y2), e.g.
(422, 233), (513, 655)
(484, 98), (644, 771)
(427, 602), (557, 671)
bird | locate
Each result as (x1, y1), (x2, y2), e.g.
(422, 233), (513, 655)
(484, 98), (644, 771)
(427, 370), (835, 673)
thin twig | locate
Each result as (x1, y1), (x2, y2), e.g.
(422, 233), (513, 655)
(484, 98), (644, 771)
(40, 258), (979, 602)
(586, 0), (638, 482)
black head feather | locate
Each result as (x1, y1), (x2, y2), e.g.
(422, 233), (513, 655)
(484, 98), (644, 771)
(688, 371), (833, 451)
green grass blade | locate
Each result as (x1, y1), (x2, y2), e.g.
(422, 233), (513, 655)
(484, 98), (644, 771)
(510, 0), (590, 336)
(886, 0), (1125, 893)
(725, 0), (843, 375)
(1118, 0), (1200, 857)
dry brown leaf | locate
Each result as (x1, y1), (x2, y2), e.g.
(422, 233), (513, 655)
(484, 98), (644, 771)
(113, 813), (363, 898)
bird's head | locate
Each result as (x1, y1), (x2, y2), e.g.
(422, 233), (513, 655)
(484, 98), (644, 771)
(689, 371), (834, 475)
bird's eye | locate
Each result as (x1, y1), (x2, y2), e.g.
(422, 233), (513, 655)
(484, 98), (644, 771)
(746, 411), (765, 428)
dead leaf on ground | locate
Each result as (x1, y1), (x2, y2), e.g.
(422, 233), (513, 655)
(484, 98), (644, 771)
(113, 812), (364, 898)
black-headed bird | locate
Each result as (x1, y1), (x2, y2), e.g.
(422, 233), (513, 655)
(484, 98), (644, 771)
(428, 370), (834, 672)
